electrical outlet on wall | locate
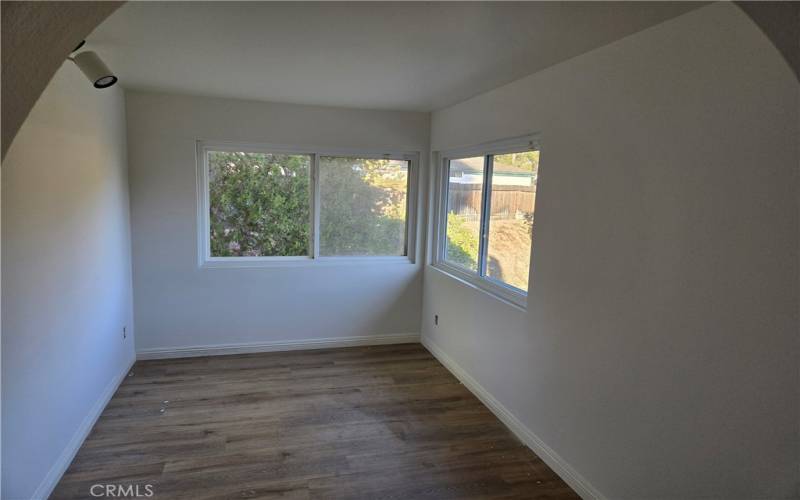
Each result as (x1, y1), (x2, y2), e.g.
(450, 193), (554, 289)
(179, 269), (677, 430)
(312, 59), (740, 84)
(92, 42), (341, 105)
(434, 315), (439, 326)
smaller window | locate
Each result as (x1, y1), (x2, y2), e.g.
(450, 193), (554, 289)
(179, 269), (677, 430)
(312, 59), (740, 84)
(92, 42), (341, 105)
(319, 156), (410, 256)
(436, 136), (540, 306)
(208, 150), (311, 257)
(443, 156), (484, 272)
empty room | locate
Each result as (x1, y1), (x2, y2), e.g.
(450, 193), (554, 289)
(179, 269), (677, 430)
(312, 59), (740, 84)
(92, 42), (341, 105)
(2, 1), (798, 499)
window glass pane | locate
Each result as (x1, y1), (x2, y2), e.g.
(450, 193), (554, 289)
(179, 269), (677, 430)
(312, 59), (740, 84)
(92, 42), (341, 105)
(208, 150), (310, 257)
(486, 150), (539, 290)
(319, 157), (409, 256)
(444, 156), (485, 272)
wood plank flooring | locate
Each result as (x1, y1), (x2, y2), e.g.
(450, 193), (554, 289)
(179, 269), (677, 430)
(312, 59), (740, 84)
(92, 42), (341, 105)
(51, 343), (578, 499)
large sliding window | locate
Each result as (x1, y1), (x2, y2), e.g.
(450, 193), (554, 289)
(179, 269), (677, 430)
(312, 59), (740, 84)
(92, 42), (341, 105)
(197, 142), (417, 267)
(435, 136), (540, 306)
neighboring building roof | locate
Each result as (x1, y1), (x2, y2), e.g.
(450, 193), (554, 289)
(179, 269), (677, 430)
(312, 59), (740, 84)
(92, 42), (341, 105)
(449, 156), (533, 176)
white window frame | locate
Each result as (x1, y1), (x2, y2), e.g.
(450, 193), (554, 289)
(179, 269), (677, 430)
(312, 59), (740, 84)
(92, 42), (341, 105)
(196, 140), (419, 268)
(432, 134), (540, 308)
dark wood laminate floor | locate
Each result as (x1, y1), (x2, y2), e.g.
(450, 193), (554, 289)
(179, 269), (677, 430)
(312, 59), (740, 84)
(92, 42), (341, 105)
(52, 344), (579, 500)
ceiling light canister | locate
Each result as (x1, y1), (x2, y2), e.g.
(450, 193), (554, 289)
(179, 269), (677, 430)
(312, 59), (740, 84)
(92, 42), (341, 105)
(71, 51), (118, 89)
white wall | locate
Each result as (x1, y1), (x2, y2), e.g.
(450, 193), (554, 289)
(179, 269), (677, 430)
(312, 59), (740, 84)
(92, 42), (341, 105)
(1, 64), (135, 499)
(125, 92), (429, 355)
(423, 3), (799, 499)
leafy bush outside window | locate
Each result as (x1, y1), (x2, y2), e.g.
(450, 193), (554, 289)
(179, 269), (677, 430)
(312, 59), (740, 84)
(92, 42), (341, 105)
(203, 147), (415, 261)
(209, 151), (310, 257)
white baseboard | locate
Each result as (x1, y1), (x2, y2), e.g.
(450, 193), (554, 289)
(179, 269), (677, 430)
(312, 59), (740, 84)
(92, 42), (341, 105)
(422, 336), (607, 500)
(31, 356), (135, 500)
(136, 333), (421, 360)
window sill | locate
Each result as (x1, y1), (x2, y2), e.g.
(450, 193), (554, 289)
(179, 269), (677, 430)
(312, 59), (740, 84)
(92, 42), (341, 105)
(200, 255), (415, 269)
(430, 263), (528, 311)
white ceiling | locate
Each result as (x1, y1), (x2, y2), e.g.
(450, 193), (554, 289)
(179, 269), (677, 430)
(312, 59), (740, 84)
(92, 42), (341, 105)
(88, 1), (703, 112)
